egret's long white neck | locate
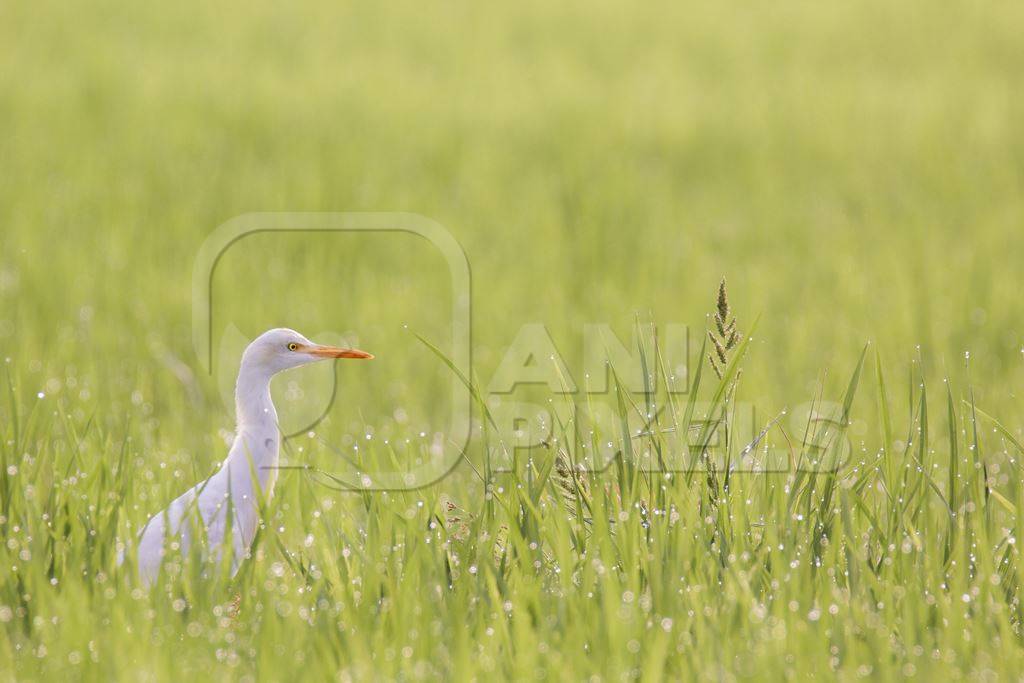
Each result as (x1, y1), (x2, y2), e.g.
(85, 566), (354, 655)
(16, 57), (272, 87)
(234, 362), (277, 430)
(228, 357), (281, 493)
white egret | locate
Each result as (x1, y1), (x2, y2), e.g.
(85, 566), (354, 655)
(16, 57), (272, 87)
(132, 328), (372, 585)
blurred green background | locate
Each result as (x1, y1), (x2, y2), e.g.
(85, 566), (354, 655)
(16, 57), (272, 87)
(2, 0), (1022, 459)
(4, 2), (1024, 679)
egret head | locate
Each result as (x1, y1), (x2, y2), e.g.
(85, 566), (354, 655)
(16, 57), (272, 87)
(241, 328), (373, 376)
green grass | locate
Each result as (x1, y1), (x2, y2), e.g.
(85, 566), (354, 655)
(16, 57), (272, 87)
(3, 332), (1024, 680)
(2, 0), (1024, 679)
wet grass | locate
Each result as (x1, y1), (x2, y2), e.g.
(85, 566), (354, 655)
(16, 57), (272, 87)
(3, 331), (1024, 679)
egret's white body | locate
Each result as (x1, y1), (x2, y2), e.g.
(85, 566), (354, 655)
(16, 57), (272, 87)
(132, 328), (372, 586)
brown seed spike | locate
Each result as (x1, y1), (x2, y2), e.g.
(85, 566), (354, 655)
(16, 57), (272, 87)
(717, 279), (729, 321)
(709, 330), (727, 364)
(709, 353), (723, 379)
(706, 277), (742, 384)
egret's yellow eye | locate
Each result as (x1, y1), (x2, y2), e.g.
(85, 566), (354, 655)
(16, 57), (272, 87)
(287, 343), (299, 351)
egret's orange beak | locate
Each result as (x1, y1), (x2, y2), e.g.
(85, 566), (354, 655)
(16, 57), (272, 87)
(303, 344), (374, 360)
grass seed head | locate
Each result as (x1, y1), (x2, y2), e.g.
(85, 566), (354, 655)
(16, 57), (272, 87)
(708, 278), (741, 379)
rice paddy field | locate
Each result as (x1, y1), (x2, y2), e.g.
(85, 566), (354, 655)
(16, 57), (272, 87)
(3, 0), (1024, 680)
